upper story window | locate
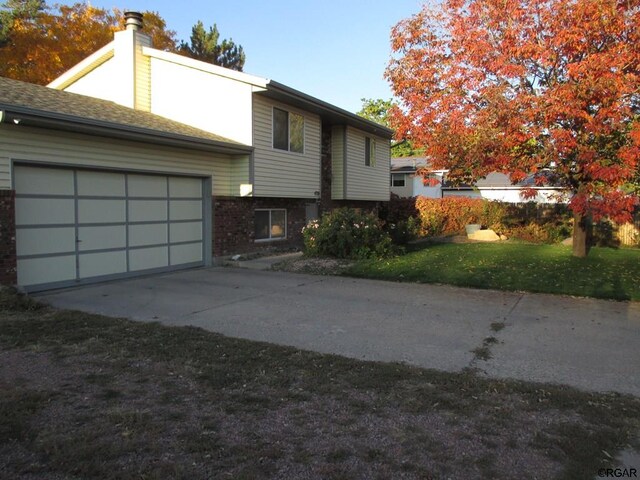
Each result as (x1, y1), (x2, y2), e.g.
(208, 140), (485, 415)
(365, 137), (376, 167)
(390, 173), (406, 187)
(273, 107), (304, 153)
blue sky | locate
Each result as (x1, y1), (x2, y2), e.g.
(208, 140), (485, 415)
(87, 0), (424, 113)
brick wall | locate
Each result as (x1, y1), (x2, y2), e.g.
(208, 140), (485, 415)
(213, 196), (308, 257)
(0, 190), (17, 285)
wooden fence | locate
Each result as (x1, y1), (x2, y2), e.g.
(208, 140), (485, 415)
(617, 217), (640, 246)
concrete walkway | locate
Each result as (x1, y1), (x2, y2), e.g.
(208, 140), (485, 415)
(38, 266), (640, 397)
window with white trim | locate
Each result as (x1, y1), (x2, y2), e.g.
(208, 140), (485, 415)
(255, 209), (287, 240)
(365, 137), (376, 166)
(273, 107), (304, 153)
(391, 173), (406, 187)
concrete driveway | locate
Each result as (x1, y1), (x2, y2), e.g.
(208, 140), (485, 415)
(39, 267), (640, 397)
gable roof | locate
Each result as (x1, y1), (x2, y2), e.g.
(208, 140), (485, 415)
(0, 76), (252, 155)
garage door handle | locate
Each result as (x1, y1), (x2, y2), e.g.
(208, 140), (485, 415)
(76, 238), (82, 243)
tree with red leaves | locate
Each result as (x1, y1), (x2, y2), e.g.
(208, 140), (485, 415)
(386, 0), (640, 257)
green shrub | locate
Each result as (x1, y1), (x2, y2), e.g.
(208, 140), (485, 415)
(302, 208), (394, 259)
(507, 222), (572, 244)
(386, 216), (420, 245)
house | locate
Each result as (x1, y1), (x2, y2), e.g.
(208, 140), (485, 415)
(390, 157), (446, 199)
(390, 157), (565, 203)
(0, 12), (392, 292)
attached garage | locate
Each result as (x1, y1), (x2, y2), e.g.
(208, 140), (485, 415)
(0, 77), (253, 291)
(15, 165), (206, 291)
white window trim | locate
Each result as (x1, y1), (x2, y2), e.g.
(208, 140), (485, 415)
(254, 208), (287, 242)
(272, 107), (305, 154)
(391, 173), (406, 187)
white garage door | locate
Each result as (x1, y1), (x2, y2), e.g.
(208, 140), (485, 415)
(15, 165), (205, 291)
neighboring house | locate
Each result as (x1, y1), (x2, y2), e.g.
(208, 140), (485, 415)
(390, 157), (566, 203)
(0, 12), (392, 292)
(390, 157), (446, 199)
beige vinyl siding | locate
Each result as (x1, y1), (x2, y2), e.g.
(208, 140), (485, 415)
(331, 126), (345, 200)
(344, 127), (390, 201)
(252, 95), (321, 198)
(0, 157), (10, 189)
(0, 124), (241, 196)
(230, 155), (251, 196)
(150, 56), (253, 145)
(135, 48), (151, 112)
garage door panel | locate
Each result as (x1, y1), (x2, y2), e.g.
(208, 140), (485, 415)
(79, 251), (127, 278)
(77, 171), (125, 197)
(129, 200), (167, 222)
(16, 227), (76, 256)
(170, 200), (202, 221)
(78, 225), (126, 251)
(78, 199), (126, 224)
(16, 198), (75, 226)
(129, 246), (169, 271)
(129, 223), (167, 247)
(128, 175), (167, 197)
(17, 255), (76, 286)
(170, 221), (202, 243)
(170, 243), (203, 265)
(14, 166), (74, 196)
(169, 177), (202, 197)
(16, 167), (206, 290)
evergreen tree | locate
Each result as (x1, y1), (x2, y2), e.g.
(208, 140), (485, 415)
(180, 20), (245, 71)
(0, 0), (44, 46)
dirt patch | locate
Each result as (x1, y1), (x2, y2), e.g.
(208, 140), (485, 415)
(272, 256), (354, 275)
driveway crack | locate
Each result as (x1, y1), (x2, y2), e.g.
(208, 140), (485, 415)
(184, 293), (268, 317)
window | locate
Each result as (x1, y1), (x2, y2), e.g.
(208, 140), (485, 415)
(255, 209), (287, 241)
(365, 137), (376, 166)
(391, 173), (406, 187)
(273, 107), (304, 153)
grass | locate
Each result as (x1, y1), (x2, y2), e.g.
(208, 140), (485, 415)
(1, 288), (639, 479)
(346, 243), (640, 301)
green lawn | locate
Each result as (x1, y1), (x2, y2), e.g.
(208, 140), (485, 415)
(346, 243), (640, 301)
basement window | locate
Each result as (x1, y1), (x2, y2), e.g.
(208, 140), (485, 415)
(255, 209), (287, 241)
(273, 107), (304, 153)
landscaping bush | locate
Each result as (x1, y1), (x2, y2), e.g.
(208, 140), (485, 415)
(302, 207), (394, 259)
(507, 221), (572, 244)
(385, 195), (637, 247)
(413, 197), (508, 236)
(386, 216), (420, 245)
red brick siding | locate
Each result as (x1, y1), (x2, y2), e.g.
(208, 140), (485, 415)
(0, 190), (17, 285)
(213, 197), (308, 257)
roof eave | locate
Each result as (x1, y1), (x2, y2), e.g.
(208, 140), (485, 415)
(0, 105), (253, 155)
(263, 80), (394, 139)
(48, 42), (115, 90)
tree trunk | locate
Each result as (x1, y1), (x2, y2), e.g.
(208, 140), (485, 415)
(572, 212), (592, 258)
